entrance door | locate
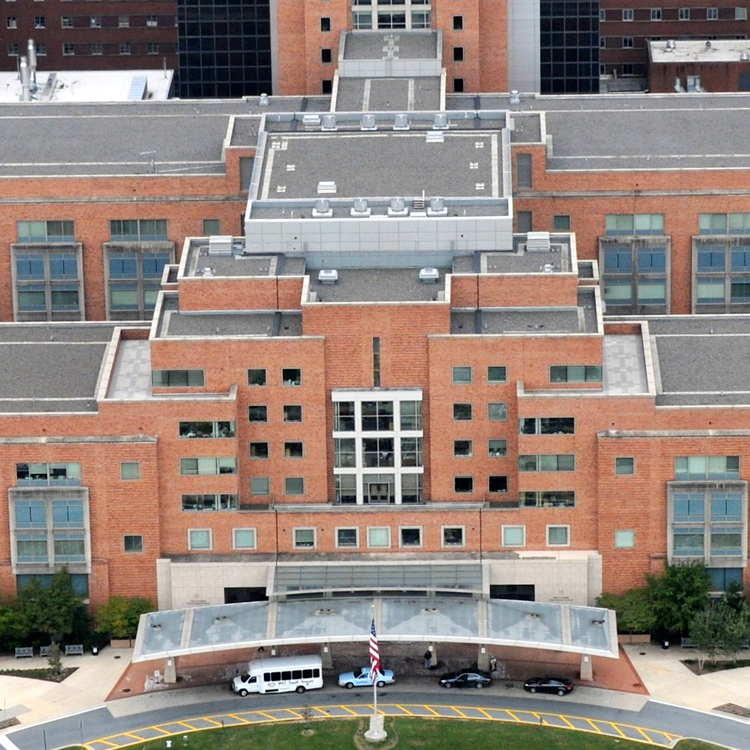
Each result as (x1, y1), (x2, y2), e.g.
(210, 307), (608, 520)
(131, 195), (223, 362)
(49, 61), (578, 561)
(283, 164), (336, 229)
(367, 482), (391, 504)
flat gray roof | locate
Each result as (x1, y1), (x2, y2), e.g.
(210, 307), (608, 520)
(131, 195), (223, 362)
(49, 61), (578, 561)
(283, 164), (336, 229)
(343, 32), (439, 61)
(256, 130), (503, 200)
(650, 39), (750, 64)
(134, 594), (618, 662)
(335, 77), (442, 112)
(0, 323), (121, 413)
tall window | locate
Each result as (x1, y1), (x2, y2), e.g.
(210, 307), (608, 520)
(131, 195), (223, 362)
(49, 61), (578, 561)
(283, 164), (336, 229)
(110, 220), (168, 242)
(106, 243), (172, 320)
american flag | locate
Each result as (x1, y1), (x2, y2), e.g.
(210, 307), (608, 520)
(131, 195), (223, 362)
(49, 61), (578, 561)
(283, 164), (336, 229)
(369, 618), (381, 678)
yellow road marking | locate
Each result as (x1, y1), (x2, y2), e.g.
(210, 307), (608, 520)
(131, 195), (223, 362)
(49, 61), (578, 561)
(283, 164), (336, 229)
(609, 721), (627, 738)
(559, 715), (575, 729)
(339, 704), (360, 715)
(505, 709), (522, 722)
(476, 707), (494, 720)
(228, 713), (251, 724)
(255, 710), (283, 721)
(586, 717), (600, 732)
(450, 706), (468, 719)
(395, 704), (414, 715)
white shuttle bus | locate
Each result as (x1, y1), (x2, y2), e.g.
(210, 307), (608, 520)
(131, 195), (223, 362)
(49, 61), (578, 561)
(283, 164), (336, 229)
(232, 654), (324, 696)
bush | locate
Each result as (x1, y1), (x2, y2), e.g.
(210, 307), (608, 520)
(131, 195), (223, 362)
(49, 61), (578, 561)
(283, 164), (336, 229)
(95, 597), (153, 639)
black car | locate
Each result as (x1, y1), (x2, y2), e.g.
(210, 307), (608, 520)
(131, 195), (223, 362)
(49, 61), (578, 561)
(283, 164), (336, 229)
(439, 670), (492, 689)
(523, 676), (574, 696)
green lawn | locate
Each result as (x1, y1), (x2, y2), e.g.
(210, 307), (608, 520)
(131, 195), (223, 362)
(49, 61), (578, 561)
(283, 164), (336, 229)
(60, 718), (728, 750)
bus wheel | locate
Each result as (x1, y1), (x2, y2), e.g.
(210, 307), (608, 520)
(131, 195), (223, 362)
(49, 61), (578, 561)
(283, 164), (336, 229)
(239, 689), (248, 697)
(296, 685), (306, 694)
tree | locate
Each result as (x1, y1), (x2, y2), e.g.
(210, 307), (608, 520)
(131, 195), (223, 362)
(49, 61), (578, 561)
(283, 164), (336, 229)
(96, 597), (153, 639)
(17, 569), (85, 643)
(689, 599), (750, 671)
(596, 588), (656, 634)
(46, 641), (62, 679)
(646, 561), (711, 635)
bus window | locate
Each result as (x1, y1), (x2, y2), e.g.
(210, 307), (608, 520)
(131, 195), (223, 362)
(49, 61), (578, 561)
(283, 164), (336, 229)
(281, 671), (292, 681)
(313, 668), (321, 678)
(292, 670), (302, 680)
(270, 671), (281, 681)
(302, 669), (313, 679)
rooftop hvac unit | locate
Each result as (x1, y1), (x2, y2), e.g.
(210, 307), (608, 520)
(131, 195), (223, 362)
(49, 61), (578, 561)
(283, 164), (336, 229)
(393, 113), (410, 131)
(542, 263), (554, 273)
(427, 197), (447, 216)
(351, 198), (371, 217)
(303, 114), (321, 127)
(509, 90), (521, 105)
(318, 269), (339, 285)
(208, 235), (233, 255)
(313, 198), (333, 217)
(317, 181), (337, 194)
(388, 197), (409, 216)
(419, 267), (440, 284)
(526, 231), (551, 252)
(259, 93), (269, 106)
(321, 114), (338, 131)
(433, 113), (449, 130)
(361, 114), (377, 131)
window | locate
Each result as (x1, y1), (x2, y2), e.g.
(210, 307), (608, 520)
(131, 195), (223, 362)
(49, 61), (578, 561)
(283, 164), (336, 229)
(182, 494), (238, 511)
(520, 491), (575, 508)
(600, 9), (606, 21)
(453, 78), (465, 93)
(615, 530), (636, 548)
(373, 337), (381, 388)
(737, 8), (748, 20)
(119, 42), (131, 55)
(453, 15), (463, 30)
(146, 14), (158, 26)
(334, 402), (355, 431)
(6, 16), (16, 28)
(442, 527), (464, 548)
(293, 528), (315, 548)
(35, 44), (46, 56)
(605, 214), (664, 236)
(250, 477), (270, 495)
(453, 403), (472, 421)
(488, 439), (508, 457)
(179, 421), (235, 438)
(361, 401), (393, 430)
(454, 440), (473, 458)
(180, 457), (236, 475)
(188, 529), (211, 550)
(516, 153), (532, 189)
(698, 249), (726, 271)
(488, 476), (508, 493)
(487, 366), (506, 384)
(622, 36), (634, 48)
(517, 211), (532, 233)
(453, 46), (464, 62)
(336, 528), (358, 548)
(553, 215), (571, 232)
(285, 477), (305, 495)
(547, 525), (570, 546)
(550, 365), (602, 383)
(123, 535), (143, 553)
(322, 79), (333, 95)
(335, 475), (357, 504)
(284, 441), (304, 459)
(120, 462), (140, 480)
(487, 403), (507, 421)
(452, 366), (472, 384)
(400, 527), (422, 548)
(248, 368), (266, 386)
(401, 401), (422, 430)
(17, 220), (75, 243)
(615, 457), (635, 475)
(401, 437), (422, 467)
(334, 438), (355, 468)
(63, 43), (75, 56)
(367, 527), (390, 548)
(249, 442), (269, 459)
(320, 16), (331, 31)
(502, 526), (525, 547)
(707, 7), (719, 20)
(651, 8), (662, 21)
(675, 456), (740, 480)
(110, 219), (168, 242)
(454, 476), (473, 493)
(283, 405), (302, 422)
(519, 454), (575, 472)
(233, 528), (256, 550)
(118, 14), (129, 26)
(600, 37), (607, 49)
(321, 48), (332, 63)
(34, 15), (45, 28)
(202, 218), (220, 235)
(707, 568), (743, 591)
(520, 417), (575, 435)
(249, 405), (268, 423)
(8, 44), (18, 57)
(147, 43), (159, 55)
(152, 370), (204, 387)
(679, 7), (690, 20)
(622, 8), (634, 21)
(282, 368), (301, 386)
(90, 16), (101, 27)
(16, 463), (81, 486)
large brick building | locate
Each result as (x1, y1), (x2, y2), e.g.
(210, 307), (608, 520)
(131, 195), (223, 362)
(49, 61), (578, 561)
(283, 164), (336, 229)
(1, 72), (750, 613)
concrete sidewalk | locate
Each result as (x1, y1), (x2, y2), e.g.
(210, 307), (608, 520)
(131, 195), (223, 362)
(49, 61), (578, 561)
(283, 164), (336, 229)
(0, 642), (748, 734)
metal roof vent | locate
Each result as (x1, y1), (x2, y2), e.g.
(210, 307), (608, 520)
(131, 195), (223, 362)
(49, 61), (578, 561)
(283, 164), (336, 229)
(361, 114), (377, 131)
(303, 114), (321, 127)
(202, 267), (214, 277)
(427, 197), (448, 216)
(388, 197), (409, 216)
(317, 181), (337, 194)
(433, 112), (449, 130)
(509, 90), (521, 105)
(665, 39), (676, 51)
(318, 269), (338, 285)
(259, 93), (269, 107)
(321, 114), (338, 131)
(313, 198), (333, 217)
(742, 50), (750, 61)
(393, 113), (410, 131)
(351, 198), (371, 217)
(705, 40), (712, 49)
(19, 57), (31, 102)
(419, 267), (440, 284)
(526, 232), (551, 252)
(208, 236), (233, 255)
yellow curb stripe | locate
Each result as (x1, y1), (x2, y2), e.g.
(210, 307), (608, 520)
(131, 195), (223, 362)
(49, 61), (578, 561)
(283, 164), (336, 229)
(450, 706), (468, 719)
(228, 713), (251, 724)
(339, 705), (360, 715)
(395, 704), (414, 715)
(559, 715), (575, 729)
(505, 710), (522, 722)
(476, 708), (494, 720)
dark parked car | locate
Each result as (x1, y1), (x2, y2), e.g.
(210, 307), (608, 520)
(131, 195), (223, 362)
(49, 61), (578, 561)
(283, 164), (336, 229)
(523, 676), (574, 696)
(439, 670), (492, 689)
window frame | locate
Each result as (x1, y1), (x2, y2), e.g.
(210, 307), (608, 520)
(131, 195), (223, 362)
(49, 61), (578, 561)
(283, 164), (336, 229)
(442, 526), (465, 548)
(188, 528), (212, 550)
(546, 524), (571, 547)
(336, 527), (359, 549)
(123, 534), (143, 553)
(120, 462), (140, 481)
(399, 526), (423, 548)
(367, 526), (391, 549)
(233, 528), (257, 550)
(615, 457), (635, 475)
(502, 525), (526, 547)
(293, 527), (316, 549)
